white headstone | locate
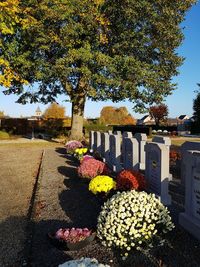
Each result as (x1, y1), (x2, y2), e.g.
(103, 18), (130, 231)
(152, 135), (171, 147)
(122, 131), (133, 139)
(89, 131), (95, 151)
(122, 137), (139, 170)
(181, 142), (200, 185)
(109, 134), (122, 172)
(145, 142), (171, 205)
(101, 132), (110, 162)
(93, 131), (101, 153)
(108, 130), (113, 135)
(179, 150), (200, 240)
(152, 135), (172, 180)
(114, 131), (122, 136)
(134, 133), (147, 170)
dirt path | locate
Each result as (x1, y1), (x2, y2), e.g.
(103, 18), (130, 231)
(0, 146), (43, 267)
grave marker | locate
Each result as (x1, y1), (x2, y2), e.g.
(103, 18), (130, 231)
(93, 131), (101, 154)
(101, 132), (110, 162)
(134, 133), (147, 170)
(179, 150), (200, 240)
(145, 142), (171, 205)
(122, 137), (139, 170)
(109, 134), (122, 172)
(89, 131), (95, 151)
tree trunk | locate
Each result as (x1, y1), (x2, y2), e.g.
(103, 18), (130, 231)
(70, 94), (86, 140)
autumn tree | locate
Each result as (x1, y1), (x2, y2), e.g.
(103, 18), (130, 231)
(0, 111), (5, 118)
(99, 106), (136, 125)
(1, 0), (196, 139)
(0, 0), (35, 87)
(149, 104), (169, 126)
(43, 103), (65, 119)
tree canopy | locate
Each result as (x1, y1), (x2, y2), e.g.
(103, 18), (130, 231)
(149, 103), (168, 126)
(99, 106), (136, 125)
(193, 84), (200, 126)
(1, 0), (196, 138)
(43, 102), (65, 119)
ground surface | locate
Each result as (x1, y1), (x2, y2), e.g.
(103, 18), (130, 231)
(1, 138), (200, 267)
(0, 144), (43, 266)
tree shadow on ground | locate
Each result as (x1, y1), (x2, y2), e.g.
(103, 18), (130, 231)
(58, 165), (101, 229)
(55, 147), (79, 167)
(0, 216), (72, 267)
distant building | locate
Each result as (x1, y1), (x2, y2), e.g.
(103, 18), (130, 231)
(137, 115), (155, 125)
(167, 118), (178, 126)
(35, 107), (42, 117)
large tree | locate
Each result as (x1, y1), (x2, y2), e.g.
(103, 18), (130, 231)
(1, 0), (196, 139)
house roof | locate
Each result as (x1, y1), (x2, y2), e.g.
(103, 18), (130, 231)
(178, 115), (187, 120)
(140, 115), (149, 121)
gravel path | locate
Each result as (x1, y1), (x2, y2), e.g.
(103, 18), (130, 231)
(29, 147), (117, 267)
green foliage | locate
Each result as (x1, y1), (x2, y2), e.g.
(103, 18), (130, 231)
(0, 130), (10, 139)
(193, 84), (200, 128)
(1, 0), (196, 137)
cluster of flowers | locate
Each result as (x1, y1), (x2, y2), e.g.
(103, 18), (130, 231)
(74, 148), (88, 160)
(55, 228), (91, 243)
(116, 169), (146, 191)
(65, 140), (83, 154)
(59, 258), (110, 267)
(89, 175), (116, 195)
(78, 158), (110, 180)
(97, 190), (174, 256)
(170, 150), (181, 162)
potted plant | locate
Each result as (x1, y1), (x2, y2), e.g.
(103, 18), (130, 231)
(48, 227), (95, 251)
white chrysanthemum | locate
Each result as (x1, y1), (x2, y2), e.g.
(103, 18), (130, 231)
(58, 257), (110, 267)
(97, 190), (174, 254)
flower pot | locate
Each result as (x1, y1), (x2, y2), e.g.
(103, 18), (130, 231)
(48, 232), (96, 251)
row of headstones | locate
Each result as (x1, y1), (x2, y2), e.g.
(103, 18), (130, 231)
(90, 130), (171, 206)
(90, 131), (200, 241)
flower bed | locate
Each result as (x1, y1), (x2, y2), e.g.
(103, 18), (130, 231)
(65, 140), (83, 154)
(89, 175), (116, 195)
(97, 190), (174, 256)
(59, 258), (110, 267)
(77, 158), (111, 180)
(116, 169), (146, 191)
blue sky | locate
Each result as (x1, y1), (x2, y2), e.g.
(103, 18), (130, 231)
(0, 2), (200, 119)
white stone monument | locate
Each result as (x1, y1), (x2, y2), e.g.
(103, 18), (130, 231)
(179, 150), (200, 240)
(122, 131), (133, 139)
(181, 141), (200, 185)
(134, 133), (147, 170)
(122, 137), (139, 170)
(89, 131), (95, 151)
(109, 134), (122, 172)
(93, 131), (101, 154)
(101, 132), (110, 163)
(145, 142), (171, 205)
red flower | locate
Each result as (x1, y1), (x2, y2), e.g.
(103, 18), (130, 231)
(117, 169), (146, 191)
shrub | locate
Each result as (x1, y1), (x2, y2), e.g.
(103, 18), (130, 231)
(97, 191), (174, 256)
(0, 130), (9, 139)
(59, 258), (110, 267)
(65, 140), (83, 154)
(116, 169), (146, 191)
(89, 175), (116, 195)
(78, 158), (111, 180)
